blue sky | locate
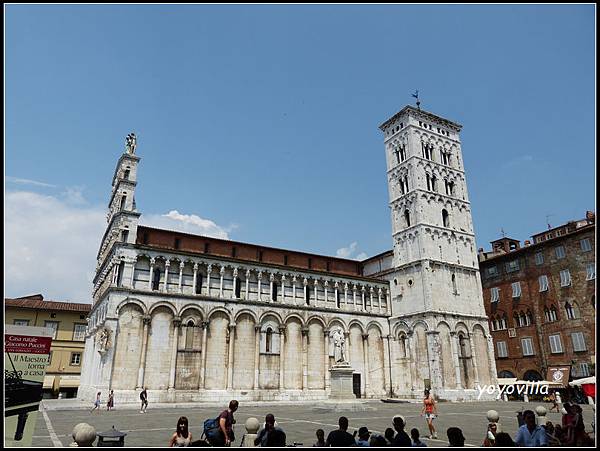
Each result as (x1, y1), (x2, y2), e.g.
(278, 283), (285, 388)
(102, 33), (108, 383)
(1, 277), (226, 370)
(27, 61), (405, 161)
(5, 5), (595, 301)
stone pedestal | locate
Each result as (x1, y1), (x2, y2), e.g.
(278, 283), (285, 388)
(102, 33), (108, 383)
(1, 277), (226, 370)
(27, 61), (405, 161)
(329, 363), (354, 399)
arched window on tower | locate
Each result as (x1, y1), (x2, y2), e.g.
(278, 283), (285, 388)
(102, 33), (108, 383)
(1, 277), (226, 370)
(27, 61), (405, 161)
(442, 209), (450, 227)
(431, 175), (437, 192)
(185, 320), (194, 350)
(399, 334), (408, 358)
(120, 194), (127, 211)
(549, 305), (558, 321)
(123, 169), (130, 180)
(404, 210), (411, 228)
(265, 327), (273, 353)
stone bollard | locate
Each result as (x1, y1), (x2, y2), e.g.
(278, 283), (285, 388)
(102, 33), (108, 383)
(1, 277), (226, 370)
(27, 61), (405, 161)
(486, 410), (502, 433)
(535, 406), (547, 425)
(524, 393), (529, 403)
(70, 423), (97, 447)
(241, 417), (260, 447)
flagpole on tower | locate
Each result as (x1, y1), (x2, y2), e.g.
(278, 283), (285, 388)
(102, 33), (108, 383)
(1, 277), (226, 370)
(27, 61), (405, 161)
(412, 90), (420, 110)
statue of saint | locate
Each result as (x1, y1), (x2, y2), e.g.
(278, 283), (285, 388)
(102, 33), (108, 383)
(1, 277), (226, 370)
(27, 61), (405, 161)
(97, 328), (111, 353)
(125, 132), (137, 154)
(332, 328), (347, 363)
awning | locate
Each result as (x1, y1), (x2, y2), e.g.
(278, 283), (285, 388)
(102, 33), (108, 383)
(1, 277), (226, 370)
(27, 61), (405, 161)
(569, 376), (596, 386)
(497, 377), (517, 385)
(43, 375), (55, 389)
(514, 380), (562, 386)
(58, 375), (81, 388)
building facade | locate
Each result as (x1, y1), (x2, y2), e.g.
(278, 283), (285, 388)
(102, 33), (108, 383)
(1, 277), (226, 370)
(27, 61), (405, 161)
(5, 294), (91, 398)
(79, 106), (496, 404)
(478, 212), (596, 382)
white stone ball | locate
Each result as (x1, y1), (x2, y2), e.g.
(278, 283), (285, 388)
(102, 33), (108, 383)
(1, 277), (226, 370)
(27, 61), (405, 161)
(72, 423), (97, 447)
(486, 410), (500, 422)
(245, 417), (260, 434)
(536, 406), (547, 416)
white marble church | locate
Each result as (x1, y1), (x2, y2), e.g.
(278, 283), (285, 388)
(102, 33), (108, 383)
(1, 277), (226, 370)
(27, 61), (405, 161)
(78, 106), (497, 403)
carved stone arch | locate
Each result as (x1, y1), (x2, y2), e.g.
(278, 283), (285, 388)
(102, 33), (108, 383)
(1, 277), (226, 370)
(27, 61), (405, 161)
(436, 320), (452, 331)
(472, 323), (487, 334)
(149, 301), (177, 316)
(327, 318), (348, 334)
(306, 315), (327, 329)
(410, 319), (429, 333)
(178, 304), (205, 321)
(347, 320), (365, 334)
(207, 307), (233, 322)
(234, 309), (258, 324)
(116, 297), (147, 316)
(283, 313), (305, 328)
(454, 321), (469, 335)
(393, 321), (411, 337)
(366, 321), (384, 336)
(256, 311), (284, 325)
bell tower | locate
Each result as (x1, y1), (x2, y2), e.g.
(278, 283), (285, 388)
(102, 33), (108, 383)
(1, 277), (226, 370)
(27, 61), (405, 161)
(93, 133), (142, 303)
(380, 106), (485, 317)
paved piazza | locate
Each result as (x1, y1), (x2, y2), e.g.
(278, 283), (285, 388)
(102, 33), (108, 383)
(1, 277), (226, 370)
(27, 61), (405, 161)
(32, 400), (594, 447)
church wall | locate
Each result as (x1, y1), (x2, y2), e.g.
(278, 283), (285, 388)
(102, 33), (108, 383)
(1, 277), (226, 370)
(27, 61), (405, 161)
(437, 322), (457, 389)
(307, 320), (325, 389)
(367, 326), (386, 396)
(283, 319), (303, 389)
(112, 304), (143, 389)
(348, 325), (365, 395)
(232, 314), (256, 389)
(473, 324), (492, 385)
(144, 306), (174, 390)
(413, 324), (430, 390)
(204, 311), (229, 389)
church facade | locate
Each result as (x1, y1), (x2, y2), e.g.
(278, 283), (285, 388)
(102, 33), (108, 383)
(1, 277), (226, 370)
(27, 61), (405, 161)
(78, 106), (497, 403)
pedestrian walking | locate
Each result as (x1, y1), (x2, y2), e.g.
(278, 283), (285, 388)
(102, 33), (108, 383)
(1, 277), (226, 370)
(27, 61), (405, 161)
(421, 389), (438, 439)
(107, 390), (114, 411)
(549, 392), (560, 413)
(140, 387), (148, 413)
(90, 392), (101, 413)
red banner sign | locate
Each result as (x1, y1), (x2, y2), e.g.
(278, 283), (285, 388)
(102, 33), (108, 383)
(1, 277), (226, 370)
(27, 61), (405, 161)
(5, 335), (52, 354)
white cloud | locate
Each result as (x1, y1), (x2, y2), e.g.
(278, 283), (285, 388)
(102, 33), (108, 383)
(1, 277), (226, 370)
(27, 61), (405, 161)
(336, 242), (368, 261)
(5, 190), (105, 303)
(141, 210), (232, 239)
(6, 176), (57, 188)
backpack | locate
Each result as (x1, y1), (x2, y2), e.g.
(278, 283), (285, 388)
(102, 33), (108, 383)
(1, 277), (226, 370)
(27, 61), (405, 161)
(202, 417), (221, 443)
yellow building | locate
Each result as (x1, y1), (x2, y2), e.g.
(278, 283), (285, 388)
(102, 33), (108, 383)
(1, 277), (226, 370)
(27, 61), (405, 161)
(5, 294), (91, 398)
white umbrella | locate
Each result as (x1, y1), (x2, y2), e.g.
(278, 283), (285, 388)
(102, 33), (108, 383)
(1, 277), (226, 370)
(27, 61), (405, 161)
(569, 376), (596, 386)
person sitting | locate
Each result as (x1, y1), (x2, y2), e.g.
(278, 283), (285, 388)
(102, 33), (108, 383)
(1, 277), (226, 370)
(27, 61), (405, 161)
(446, 427), (465, 447)
(313, 428), (326, 447)
(355, 427), (371, 446)
(543, 422), (561, 446)
(494, 432), (515, 446)
(411, 428), (427, 447)
(369, 434), (387, 447)
(169, 416), (192, 447)
(325, 416), (356, 447)
(514, 410), (548, 446)
(254, 414), (286, 447)
(383, 428), (395, 445)
(391, 416), (411, 446)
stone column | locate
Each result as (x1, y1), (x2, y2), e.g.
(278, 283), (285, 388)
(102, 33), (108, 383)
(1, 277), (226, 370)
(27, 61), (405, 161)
(269, 273), (275, 302)
(254, 325), (261, 390)
(178, 262), (184, 293)
(450, 331), (463, 389)
(468, 333), (480, 387)
(129, 256), (138, 288)
(169, 317), (182, 389)
(192, 263), (199, 295)
(302, 327), (309, 390)
(292, 276), (297, 306)
(361, 287), (366, 312)
(257, 272), (263, 301)
(232, 267), (239, 299)
(383, 334), (392, 396)
(148, 258), (155, 291)
(207, 264), (212, 297)
(323, 330), (332, 391)
(362, 333), (370, 397)
(344, 283), (349, 309)
(199, 321), (209, 389)
(407, 331), (418, 391)
(385, 289), (390, 315)
(303, 278), (309, 305)
(281, 275), (286, 304)
(279, 325), (286, 389)
(163, 259), (170, 292)
(334, 282), (339, 308)
(219, 265), (225, 298)
(245, 269), (251, 300)
(426, 331), (443, 393)
(136, 315), (151, 388)
(353, 285), (357, 311)
(227, 324), (236, 389)
(313, 280), (319, 307)
(378, 288), (382, 313)
(324, 281), (329, 306)
(486, 333), (498, 386)
(388, 335), (396, 396)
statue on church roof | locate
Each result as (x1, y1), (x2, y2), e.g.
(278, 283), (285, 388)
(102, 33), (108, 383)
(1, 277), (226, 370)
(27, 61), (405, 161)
(125, 132), (137, 154)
